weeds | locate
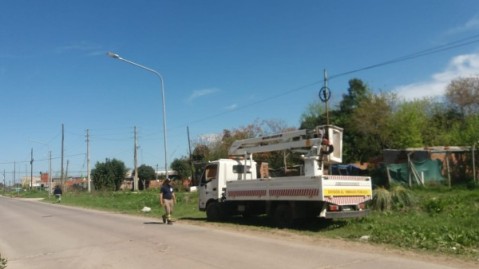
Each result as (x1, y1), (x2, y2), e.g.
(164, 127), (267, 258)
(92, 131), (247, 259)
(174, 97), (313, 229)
(371, 187), (392, 211)
(370, 184), (415, 211)
(0, 252), (7, 269)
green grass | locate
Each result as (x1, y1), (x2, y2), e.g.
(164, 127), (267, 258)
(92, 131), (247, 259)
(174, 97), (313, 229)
(8, 186), (479, 261)
(39, 189), (205, 220)
(320, 187), (479, 259)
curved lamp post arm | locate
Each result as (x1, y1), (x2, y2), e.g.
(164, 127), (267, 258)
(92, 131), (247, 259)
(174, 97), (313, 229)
(107, 52), (169, 179)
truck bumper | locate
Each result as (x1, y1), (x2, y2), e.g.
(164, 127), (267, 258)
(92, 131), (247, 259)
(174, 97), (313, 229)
(324, 209), (369, 219)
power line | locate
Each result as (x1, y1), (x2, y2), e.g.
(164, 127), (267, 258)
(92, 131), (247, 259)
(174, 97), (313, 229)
(0, 153), (85, 166)
(330, 34), (479, 80)
(184, 81), (320, 126)
(181, 33), (479, 128)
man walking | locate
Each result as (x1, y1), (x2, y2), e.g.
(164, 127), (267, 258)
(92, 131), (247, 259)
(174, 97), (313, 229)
(53, 185), (62, 203)
(160, 179), (176, 224)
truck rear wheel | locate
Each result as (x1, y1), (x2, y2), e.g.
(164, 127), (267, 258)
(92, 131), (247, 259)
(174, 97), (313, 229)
(274, 204), (294, 228)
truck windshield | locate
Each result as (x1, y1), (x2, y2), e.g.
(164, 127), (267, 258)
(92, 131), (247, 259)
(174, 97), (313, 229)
(201, 164), (218, 184)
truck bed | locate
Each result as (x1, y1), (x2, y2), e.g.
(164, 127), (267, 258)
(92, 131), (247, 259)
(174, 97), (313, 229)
(225, 175), (372, 205)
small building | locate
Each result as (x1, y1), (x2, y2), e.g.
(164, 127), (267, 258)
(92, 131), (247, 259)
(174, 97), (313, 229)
(383, 146), (473, 187)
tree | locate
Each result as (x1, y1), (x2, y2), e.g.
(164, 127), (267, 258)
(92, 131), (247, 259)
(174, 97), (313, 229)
(192, 120), (296, 174)
(170, 158), (192, 180)
(422, 102), (462, 146)
(339, 79), (370, 116)
(388, 99), (428, 148)
(91, 158), (128, 191)
(335, 79), (374, 163)
(135, 164), (156, 190)
(446, 76), (479, 116)
(194, 124), (260, 161)
(349, 92), (395, 162)
(299, 101), (325, 129)
(192, 144), (210, 162)
(456, 114), (479, 145)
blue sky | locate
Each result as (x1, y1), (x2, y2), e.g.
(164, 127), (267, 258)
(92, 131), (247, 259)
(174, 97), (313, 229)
(1, 0), (479, 182)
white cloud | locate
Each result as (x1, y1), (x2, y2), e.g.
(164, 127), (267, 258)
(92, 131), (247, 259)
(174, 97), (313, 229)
(224, 104), (238, 110)
(56, 41), (102, 54)
(445, 16), (479, 35)
(187, 88), (219, 103)
(393, 52), (479, 100)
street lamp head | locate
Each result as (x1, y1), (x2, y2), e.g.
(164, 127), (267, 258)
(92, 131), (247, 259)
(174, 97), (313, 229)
(107, 51), (121, 59)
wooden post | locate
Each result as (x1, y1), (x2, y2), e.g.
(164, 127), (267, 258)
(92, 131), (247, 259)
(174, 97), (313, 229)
(446, 152), (451, 188)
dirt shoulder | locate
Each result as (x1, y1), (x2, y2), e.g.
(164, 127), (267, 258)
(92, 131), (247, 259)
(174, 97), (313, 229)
(181, 219), (479, 269)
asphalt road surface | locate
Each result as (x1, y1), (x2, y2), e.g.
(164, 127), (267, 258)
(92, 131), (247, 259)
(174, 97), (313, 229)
(0, 196), (475, 269)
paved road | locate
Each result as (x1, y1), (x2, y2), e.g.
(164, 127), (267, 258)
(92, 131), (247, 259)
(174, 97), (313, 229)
(0, 196), (474, 269)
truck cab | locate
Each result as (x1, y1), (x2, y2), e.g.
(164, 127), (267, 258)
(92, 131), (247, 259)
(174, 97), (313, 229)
(198, 159), (257, 211)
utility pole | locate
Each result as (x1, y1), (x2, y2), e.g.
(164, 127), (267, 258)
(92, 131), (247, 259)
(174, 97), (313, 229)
(323, 69), (330, 125)
(48, 151), (52, 197)
(3, 170), (5, 195)
(133, 126), (139, 191)
(86, 129), (91, 192)
(66, 160), (69, 179)
(13, 161), (16, 189)
(187, 126), (195, 184)
(61, 124), (65, 189)
(30, 148), (34, 190)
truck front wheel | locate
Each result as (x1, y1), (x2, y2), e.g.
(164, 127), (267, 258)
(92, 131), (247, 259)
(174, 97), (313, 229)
(206, 201), (223, 222)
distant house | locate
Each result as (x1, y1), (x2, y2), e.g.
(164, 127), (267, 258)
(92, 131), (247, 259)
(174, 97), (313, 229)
(21, 175), (41, 188)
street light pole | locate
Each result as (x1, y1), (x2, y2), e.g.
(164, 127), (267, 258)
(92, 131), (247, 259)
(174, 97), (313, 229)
(107, 52), (169, 183)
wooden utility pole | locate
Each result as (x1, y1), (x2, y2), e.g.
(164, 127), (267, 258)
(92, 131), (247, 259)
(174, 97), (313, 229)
(86, 129), (91, 192)
(30, 148), (33, 189)
(187, 126), (195, 183)
(65, 160), (69, 182)
(13, 161), (16, 189)
(48, 151), (52, 197)
(133, 126), (139, 191)
(324, 69), (329, 125)
(61, 124), (65, 188)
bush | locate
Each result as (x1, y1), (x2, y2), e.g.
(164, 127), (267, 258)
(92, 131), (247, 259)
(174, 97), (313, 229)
(371, 185), (415, 212)
(390, 184), (415, 210)
(423, 197), (445, 215)
(466, 180), (478, 190)
(371, 187), (392, 211)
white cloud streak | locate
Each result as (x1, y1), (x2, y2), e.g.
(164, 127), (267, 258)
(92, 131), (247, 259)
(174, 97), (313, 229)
(393, 52), (479, 100)
(186, 88), (219, 103)
(445, 16), (479, 35)
(224, 104), (238, 110)
(55, 41), (104, 56)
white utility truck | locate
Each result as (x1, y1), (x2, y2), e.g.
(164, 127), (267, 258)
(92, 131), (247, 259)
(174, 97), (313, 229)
(198, 125), (372, 227)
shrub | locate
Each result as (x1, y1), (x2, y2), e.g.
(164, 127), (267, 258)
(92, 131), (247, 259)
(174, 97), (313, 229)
(371, 187), (392, 211)
(423, 197), (445, 215)
(390, 184), (415, 210)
